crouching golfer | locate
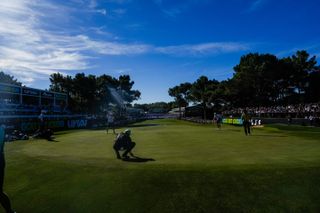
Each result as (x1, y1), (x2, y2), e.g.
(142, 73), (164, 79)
(113, 129), (136, 159)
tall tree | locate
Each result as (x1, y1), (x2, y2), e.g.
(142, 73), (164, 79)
(96, 74), (119, 111)
(276, 57), (294, 104)
(50, 73), (75, 110)
(167, 50), (319, 111)
(49, 72), (141, 114)
(70, 73), (97, 113)
(233, 53), (279, 106)
(118, 75), (141, 104)
(168, 82), (192, 119)
(289, 50), (318, 102)
(134, 102), (172, 113)
(305, 68), (320, 102)
(189, 76), (219, 120)
(0, 71), (22, 86)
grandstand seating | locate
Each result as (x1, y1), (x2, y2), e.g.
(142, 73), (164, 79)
(0, 83), (68, 116)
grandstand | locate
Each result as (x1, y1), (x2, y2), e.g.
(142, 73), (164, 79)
(0, 83), (78, 132)
(0, 82), (68, 115)
(0, 83), (149, 132)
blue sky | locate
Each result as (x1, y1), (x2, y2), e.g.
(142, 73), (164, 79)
(0, 0), (319, 103)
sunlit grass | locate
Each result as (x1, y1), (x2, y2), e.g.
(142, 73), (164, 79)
(4, 119), (320, 212)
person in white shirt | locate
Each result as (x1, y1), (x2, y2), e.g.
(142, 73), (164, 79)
(106, 112), (116, 134)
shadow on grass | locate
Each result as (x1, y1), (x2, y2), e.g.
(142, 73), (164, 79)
(250, 134), (287, 138)
(127, 124), (160, 128)
(122, 156), (155, 163)
(270, 124), (320, 132)
(48, 139), (60, 142)
(269, 124), (320, 140)
(226, 129), (242, 132)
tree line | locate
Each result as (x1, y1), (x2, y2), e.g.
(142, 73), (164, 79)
(133, 102), (176, 113)
(0, 71), (21, 86)
(49, 73), (141, 114)
(1, 50), (319, 117)
(0, 71), (141, 115)
(0, 70), (175, 115)
(168, 50), (320, 119)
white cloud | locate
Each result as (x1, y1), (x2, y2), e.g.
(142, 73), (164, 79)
(86, 26), (116, 38)
(96, 9), (107, 15)
(0, 0), (148, 84)
(275, 44), (320, 57)
(155, 42), (250, 56)
(74, 35), (152, 55)
(87, 0), (108, 15)
(0, 0), (251, 86)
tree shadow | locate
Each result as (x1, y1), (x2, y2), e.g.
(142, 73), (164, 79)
(122, 156), (155, 163)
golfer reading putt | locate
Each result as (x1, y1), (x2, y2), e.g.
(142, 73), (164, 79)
(113, 129), (136, 159)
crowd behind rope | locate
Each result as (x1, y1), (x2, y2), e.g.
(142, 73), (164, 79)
(223, 103), (320, 118)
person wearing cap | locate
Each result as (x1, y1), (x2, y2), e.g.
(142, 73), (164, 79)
(113, 129), (136, 159)
(0, 125), (15, 213)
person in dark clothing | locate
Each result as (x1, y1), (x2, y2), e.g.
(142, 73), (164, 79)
(216, 113), (223, 129)
(287, 114), (292, 125)
(0, 125), (15, 213)
(241, 110), (251, 136)
(113, 129), (136, 159)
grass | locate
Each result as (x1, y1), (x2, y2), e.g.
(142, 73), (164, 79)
(4, 119), (320, 212)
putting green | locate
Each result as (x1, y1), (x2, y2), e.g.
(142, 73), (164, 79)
(4, 119), (320, 212)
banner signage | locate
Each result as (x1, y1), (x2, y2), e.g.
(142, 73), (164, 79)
(222, 118), (262, 126)
(55, 93), (67, 100)
(22, 88), (40, 96)
(67, 120), (88, 128)
(20, 119), (87, 131)
(222, 118), (243, 125)
(41, 91), (54, 98)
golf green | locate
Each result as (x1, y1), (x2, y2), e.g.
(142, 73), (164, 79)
(4, 119), (320, 212)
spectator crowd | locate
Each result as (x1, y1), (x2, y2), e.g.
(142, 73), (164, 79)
(223, 103), (320, 118)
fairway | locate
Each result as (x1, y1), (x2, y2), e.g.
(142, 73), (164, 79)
(4, 119), (320, 212)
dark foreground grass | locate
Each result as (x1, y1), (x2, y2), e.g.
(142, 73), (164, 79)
(4, 119), (320, 212)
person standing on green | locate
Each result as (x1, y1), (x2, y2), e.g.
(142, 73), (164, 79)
(0, 125), (15, 213)
(106, 112), (116, 134)
(241, 110), (251, 136)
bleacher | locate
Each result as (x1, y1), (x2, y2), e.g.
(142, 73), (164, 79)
(0, 83), (68, 115)
(0, 83), (73, 132)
